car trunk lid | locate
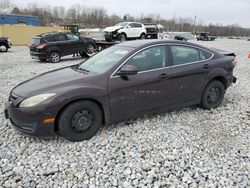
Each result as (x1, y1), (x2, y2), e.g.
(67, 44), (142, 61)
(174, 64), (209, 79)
(29, 37), (42, 51)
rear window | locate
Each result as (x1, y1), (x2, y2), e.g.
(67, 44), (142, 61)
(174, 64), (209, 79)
(30, 38), (41, 46)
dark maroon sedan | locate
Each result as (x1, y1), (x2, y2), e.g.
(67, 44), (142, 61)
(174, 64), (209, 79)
(4, 40), (237, 141)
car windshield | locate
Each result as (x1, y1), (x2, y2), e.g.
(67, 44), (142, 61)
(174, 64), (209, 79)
(115, 22), (128, 27)
(77, 46), (133, 74)
(30, 38), (41, 46)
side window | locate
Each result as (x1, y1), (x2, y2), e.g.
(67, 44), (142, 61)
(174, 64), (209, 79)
(199, 49), (213, 60)
(134, 23), (142, 28)
(126, 46), (167, 72)
(54, 34), (67, 41)
(170, 46), (200, 65)
(66, 34), (79, 41)
(127, 23), (134, 28)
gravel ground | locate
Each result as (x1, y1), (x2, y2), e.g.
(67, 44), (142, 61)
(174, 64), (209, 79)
(0, 40), (249, 187)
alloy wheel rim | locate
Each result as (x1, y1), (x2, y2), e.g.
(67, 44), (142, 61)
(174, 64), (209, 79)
(87, 45), (94, 55)
(51, 53), (59, 62)
(71, 110), (93, 132)
(0, 45), (7, 52)
(121, 35), (126, 42)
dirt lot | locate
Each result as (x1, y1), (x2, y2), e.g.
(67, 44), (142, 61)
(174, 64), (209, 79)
(0, 39), (249, 187)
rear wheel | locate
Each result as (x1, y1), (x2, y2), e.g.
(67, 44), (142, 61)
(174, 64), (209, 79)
(200, 80), (225, 109)
(140, 33), (146, 40)
(0, 44), (8, 52)
(86, 43), (95, 57)
(57, 100), (102, 141)
(49, 52), (60, 63)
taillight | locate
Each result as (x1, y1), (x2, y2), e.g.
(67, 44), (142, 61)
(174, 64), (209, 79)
(36, 44), (47, 49)
(232, 60), (238, 66)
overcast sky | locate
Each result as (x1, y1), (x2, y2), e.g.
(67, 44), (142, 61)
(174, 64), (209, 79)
(13, 0), (250, 28)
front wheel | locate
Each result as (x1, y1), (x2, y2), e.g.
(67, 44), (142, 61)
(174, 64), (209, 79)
(120, 33), (127, 42)
(200, 80), (225, 109)
(57, 100), (102, 141)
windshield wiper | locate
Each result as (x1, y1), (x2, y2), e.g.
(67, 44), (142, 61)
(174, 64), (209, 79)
(77, 67), (89, 72)
(71, 65), (89, 73)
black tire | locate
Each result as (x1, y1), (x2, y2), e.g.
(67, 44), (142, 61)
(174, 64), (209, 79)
(49, 51), (60, 63)
(39, 58), (47, 62)
(120, 33), (127, 42)
(105, 37), (112, 42)
(85, 43), (95, 57)
(200, 80), (225, 109)
(0, 44), (8, 52)
(140, 33), (146, 40)
(57, 100), (102, 141)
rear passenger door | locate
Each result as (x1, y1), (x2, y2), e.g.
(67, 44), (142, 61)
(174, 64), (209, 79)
(53, 34), (70, 55)
(134, 23), (143, 37)
(169, 44), (213, 104)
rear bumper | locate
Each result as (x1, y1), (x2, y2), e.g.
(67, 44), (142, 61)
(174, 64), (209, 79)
(30, 51), (48, 60)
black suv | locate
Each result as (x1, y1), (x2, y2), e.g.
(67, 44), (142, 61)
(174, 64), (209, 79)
(0, 37), (12, 52)
(29, 32), (96, 63)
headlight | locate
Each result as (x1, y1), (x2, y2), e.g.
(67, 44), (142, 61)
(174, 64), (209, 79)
(7, 38), (11, 42)
(19, 93), (56, 108)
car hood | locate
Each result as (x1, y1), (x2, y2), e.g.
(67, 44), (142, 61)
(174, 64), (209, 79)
(12, 66), (95, 97)
(104, 26), (124, 32)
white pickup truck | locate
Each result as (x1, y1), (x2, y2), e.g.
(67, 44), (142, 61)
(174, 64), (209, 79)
(104, 22), (147, 42)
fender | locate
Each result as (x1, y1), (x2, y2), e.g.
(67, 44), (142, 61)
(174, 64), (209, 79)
(47, 46), (61, 55)
(54, 86), (111, 125)
(204, 68), (228, 88)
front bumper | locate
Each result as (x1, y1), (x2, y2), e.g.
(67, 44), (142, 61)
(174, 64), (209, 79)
(4, 99), (56, 137)
(7, 42), (12, 48)
(104, 32), (119, 41)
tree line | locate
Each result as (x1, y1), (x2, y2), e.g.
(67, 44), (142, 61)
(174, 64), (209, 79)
(1, 0), (250, 37)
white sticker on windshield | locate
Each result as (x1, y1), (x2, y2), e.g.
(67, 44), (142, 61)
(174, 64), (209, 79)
(114, 50), (129, 55)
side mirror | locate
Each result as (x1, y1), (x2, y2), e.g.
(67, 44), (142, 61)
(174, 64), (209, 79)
(127, 25), (132, 29)
(117, 65), (138, 76)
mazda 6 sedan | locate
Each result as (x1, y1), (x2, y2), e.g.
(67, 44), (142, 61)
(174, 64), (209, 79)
(4, 40), (237, 141)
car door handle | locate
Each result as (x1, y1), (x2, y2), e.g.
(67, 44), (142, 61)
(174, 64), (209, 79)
(159, 73), (168, 79)
(203, 64), (210, 69)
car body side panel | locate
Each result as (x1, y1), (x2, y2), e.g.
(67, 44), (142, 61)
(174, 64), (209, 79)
(108, 67), (174, 122)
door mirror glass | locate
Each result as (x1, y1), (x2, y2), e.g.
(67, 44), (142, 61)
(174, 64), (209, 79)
(117, 65), (138, 76)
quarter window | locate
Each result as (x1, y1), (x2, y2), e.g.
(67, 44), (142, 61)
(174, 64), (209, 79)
(126, 46), (167, 72)
(170, 46), (200, 65)
(200, 49), (213, 59)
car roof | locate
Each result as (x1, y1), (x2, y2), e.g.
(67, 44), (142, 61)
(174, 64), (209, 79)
(116, 39), (209, 50)
(36, 32), (69, 38)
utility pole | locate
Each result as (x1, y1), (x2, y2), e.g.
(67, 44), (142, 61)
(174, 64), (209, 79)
(193, 15), (197, 36)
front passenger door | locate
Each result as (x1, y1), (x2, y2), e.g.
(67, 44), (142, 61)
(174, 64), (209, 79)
(108, 45), (174, 121)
